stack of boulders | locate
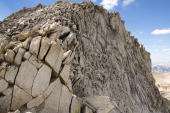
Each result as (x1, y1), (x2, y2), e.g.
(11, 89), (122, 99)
(0, 19), (114, 113)
(0, 20), (79, 113)
(0, 1), (170, 113)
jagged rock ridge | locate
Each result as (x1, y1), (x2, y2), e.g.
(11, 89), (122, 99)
(0, 1), (170, 113)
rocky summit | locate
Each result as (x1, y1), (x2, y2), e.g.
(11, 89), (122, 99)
(0, 1), (170, 113)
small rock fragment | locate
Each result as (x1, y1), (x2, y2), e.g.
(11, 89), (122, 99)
(11, 85), (32, 111)
(62, 50), (72, 61)
(14, 53), (22, 65)
(5, 49), (15, 63)
(82, 106), (93, 113)
(23, 37), (32, 50)
(0, 90), (12, 112)
(38, 37), (51, 60)
(45, 41), (63, 74)
(29, 36), (41, 57)
(0, 78), (8, 93)
(58, 85), (72, 113)
(59, 64), (71, 84)
(5, 65), (18, 84)
(23, 52), (31, 60)
(82, 96), (115, 113)
(18, 48), (26, 56)
(15, 60), (38, 94)
(32, 64), (52, 97)
(29, 55), (43, 69)
(2, 87), (13, 96)
(0, 62), (8, 78)
(27, 78), (61, 109)
(71, 96), (81, 113)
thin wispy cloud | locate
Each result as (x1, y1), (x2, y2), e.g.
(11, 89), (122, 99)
(123, 0), (135, 7)
(151, 28), (170, 35)
(100, 0), (119, 10)
(163, 49), (170, 51)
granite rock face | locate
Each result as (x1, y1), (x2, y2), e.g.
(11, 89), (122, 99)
(0, 1), (169, 113)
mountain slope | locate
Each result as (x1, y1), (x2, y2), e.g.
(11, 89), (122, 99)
(0, 1), (169, 113)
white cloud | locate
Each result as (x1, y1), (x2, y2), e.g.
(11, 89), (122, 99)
(163, 49), (170, 51)
(91, 0), (96, 2)
(166, 52), (170, 55)
(100, 0), (119, 10)
(123, 0), (135, 7)
(151, 28), (170, 35)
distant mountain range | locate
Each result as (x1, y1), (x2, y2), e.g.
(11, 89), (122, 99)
(152, 62), (170, 73)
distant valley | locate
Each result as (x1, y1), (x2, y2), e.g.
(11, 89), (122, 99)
(152, 63), (170, 100)
(152, 62), (170, 73)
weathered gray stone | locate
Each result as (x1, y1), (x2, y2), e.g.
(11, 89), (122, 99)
(45, 41), (63, 74)
(0, 43), (5, 56)
(18, 28), (39, 41)
(83, 96), (115, 113)
(27, 78), (61, 109)
(18, 47), (26, 56)
(5, 65), (18, 84)
(11, 85), (32, 111)
(67, 78), (73, 92)
(29, 36), (41, 56)
(18, 29), (31, 41)
(0, 91), (12, 112)
(14, 53), (22, 65)
(5, 42), (16, 50)
(39, 22), (59, 36)
(5, 49), (15, 63)
(54, 46), (64, 74)
(0, 78), (8, 93)
(2, 87), (13, 96)
(23, 37), (32, 49)
(38, 37), (51, 60)
(32, 64), (52, 97)
(58, 85), (72, 113)
(13, 46), (19, 53)
(40, 81), (63, 112)
(60, 26), (70, 36)
(62, 50), (72, 61)
(82, 106), (93, 113)
(59, 64), (71, 84)
(23, 52), (31, 60)
(14, 110), (20, 113)
(29, 55), (43, 69)
(72, 74), (83, 88)
(45, 41), (59, 68)
(63, 33), (76, 45)
(79, 52), (85, 68)
(0, 62), (7, 78)
(71, 96), (81, 113)
(15, 60), (38, 94)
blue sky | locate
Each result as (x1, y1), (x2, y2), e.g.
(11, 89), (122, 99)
(0, 0), (170, 63)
